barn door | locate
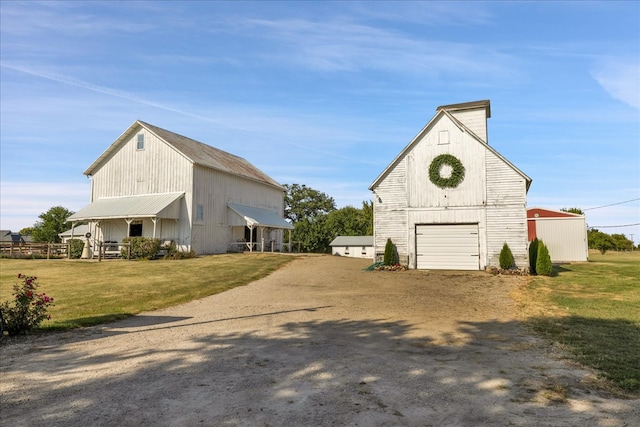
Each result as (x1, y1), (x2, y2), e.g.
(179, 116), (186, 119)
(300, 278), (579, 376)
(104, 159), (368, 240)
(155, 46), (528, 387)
(416, 224), (480, 270)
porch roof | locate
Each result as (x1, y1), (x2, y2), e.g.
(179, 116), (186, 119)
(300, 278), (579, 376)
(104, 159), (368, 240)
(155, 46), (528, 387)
(228, 203), (293, 229)
(68, 192), (184, 221)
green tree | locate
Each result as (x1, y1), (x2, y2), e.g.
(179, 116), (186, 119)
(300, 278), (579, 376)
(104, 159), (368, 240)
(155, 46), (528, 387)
(325, 205), (370, 238)
(19, 227), (34, 236)
(283, 183), (335, 223)
(536, 241), (553, 276)
(499, 242), (515, 269)
(31, 206), (74, 243)
(588, 229), (616, 254)
(283, 184), (336, 253)
(610, 233), (633, 251)
(361, 200), (373, 236)
(560, 207), (585, 215)
(384, 238), (397, 266)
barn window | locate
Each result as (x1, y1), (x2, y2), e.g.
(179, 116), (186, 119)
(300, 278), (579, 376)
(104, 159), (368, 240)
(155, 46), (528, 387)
(345, 246), (350, 255)
(196, 204), (204, 221)
(129, 222), (142, 237)
(361, 246), (367, 254)
(438, 130), (450, 145)
(137, 134), (145, 150)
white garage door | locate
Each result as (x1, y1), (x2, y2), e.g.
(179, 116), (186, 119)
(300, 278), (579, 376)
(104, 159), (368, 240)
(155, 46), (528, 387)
(416, 224), (480, 270)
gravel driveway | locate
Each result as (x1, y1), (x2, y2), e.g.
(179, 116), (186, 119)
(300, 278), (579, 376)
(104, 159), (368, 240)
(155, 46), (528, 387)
(1, 255), (638, 426)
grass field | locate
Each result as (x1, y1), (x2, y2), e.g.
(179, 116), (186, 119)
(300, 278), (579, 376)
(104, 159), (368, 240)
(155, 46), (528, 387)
(514, 250), (640, 395)
(0, 253), (293, 329)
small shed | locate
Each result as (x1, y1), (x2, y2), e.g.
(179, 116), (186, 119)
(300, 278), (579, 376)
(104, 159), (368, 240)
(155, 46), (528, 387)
(329, 236), (374, 258)
(527, 208), (588, 262)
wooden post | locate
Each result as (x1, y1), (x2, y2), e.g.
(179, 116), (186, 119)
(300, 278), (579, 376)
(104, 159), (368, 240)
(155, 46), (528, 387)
(47, 243), (51, 260)
(98, 241), (103, 262)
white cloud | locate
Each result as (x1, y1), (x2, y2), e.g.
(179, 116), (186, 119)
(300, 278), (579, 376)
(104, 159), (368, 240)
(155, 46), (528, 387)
(0, 181), (90, 231)
(592, 56), (640, 110)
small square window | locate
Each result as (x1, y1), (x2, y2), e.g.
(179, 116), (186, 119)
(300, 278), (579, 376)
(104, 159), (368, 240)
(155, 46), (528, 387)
(137, 134), (145, 150)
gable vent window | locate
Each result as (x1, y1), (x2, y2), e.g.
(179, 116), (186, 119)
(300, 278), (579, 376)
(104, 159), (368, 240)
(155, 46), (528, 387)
(137, 134), (145, 150)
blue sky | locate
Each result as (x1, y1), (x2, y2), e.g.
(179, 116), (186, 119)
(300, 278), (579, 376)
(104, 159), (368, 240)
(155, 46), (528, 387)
(1, 1), (639, 243)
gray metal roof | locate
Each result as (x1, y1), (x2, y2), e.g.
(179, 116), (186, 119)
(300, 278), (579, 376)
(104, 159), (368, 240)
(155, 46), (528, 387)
(68, 192), (184, 221)
(59, 224), (90, 237)
(228, 203), (293, 229)
(329, 236), (374, 247)
(84, 121), (283, 190)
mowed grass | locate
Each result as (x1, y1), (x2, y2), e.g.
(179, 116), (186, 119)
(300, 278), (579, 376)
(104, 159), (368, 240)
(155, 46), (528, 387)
(0, 253), (293, 330)
(515, 251), (640, 395)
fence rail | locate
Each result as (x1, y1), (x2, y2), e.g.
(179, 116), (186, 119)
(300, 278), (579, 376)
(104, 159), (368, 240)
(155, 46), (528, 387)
(0, 242), (131, 261)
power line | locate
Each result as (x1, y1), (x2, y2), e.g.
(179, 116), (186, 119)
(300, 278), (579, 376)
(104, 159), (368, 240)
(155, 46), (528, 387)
(583, 198), (640, 211)
(589, 223), (640, 228)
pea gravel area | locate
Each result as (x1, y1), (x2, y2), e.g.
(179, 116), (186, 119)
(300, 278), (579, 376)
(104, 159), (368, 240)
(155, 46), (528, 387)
(1, 255), (638, 426)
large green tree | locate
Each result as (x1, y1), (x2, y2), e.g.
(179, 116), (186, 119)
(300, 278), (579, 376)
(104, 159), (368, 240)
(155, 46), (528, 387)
(560, 207), (585, 215)
(283, 184), (336, 252)
(325, 206), (369, 238)
(283, 183), (335, 223)
(31, 206), (74, 243)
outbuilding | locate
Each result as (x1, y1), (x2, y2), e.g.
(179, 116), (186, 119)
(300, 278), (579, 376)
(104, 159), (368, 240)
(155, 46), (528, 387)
(527, 208), (588, 262)
(329, 236), (374, 258)
(369, 100), (532, 270)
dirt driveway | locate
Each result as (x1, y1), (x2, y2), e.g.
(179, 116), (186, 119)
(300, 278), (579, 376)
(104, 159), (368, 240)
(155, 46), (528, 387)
(1, 255), (638, 426)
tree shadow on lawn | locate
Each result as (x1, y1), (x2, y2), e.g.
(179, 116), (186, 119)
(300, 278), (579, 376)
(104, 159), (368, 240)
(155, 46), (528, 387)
(2, 316), (639, 427)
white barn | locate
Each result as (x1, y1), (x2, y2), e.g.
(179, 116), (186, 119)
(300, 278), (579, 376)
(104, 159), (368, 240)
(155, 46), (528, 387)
(369, 100), (532, 270)
(329, 236), (375, 258)
(68, 121), (292, 255)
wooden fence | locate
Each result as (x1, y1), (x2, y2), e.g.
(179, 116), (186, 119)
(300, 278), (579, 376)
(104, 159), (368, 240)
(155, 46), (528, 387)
(0, 242), (131, 261)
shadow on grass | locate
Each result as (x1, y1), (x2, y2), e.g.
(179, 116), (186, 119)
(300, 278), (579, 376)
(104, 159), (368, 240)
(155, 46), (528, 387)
(526, 315), (640, 394)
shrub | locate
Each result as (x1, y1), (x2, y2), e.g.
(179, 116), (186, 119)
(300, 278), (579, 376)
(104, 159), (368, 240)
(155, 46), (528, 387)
(528, 238), (539, 274)
(162, 241), (196, 260)
(1, 274), (54, 335)
(536, 241), (553, 276)
(67, 238), (84, 259)
(499, 242), (515, 269)
(121, 237), (161, 260)
(383, 238), (397, 266)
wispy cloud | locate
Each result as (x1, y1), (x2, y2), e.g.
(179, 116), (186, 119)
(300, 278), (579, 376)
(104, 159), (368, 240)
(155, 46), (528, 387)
(592, 56), (640, 110)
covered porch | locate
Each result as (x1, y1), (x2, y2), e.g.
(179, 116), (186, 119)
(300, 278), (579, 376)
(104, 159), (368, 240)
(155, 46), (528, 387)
(227, 203), (293, 253)
(67, 192), (185, 257)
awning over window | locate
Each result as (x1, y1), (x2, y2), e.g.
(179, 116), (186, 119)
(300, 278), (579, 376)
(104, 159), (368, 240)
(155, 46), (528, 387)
(68, 192), (184, 221)
(227, 203), (293, 229)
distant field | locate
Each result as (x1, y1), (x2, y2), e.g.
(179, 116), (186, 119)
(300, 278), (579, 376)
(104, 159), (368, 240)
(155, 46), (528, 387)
(514, 250), (640, 395)
(0, 254), (293, 329)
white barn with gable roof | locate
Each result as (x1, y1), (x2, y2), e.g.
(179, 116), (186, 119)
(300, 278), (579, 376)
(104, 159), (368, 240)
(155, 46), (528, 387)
(369, 100), (532, 270)
(68, 120), (292, 255)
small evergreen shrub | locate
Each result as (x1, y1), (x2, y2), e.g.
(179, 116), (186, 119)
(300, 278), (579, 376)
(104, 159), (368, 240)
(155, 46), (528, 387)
(536, 241), (553, 276)
(68, 239), (84, 259)
(162, 241), (196, 260)
(383, 238), (397, 266)
(528, 238), (539, 275)
(499, 242), (515, 269)
(121, 237), (161, 260)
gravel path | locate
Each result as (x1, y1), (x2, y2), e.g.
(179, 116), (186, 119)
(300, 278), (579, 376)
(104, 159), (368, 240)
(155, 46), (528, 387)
(1, 255), (638, 426)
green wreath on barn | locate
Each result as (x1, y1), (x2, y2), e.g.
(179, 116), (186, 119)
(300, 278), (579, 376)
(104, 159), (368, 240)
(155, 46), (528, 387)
(428, 154), (465, 189)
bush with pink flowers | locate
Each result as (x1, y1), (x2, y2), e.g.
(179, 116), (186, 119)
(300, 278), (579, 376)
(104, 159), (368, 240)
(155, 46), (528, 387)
(1, 274), (54, 336)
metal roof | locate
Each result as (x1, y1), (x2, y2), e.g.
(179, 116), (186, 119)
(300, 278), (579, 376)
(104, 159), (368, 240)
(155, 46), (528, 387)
(84, 121), (283, 191)
(329, 236), (374, 247)
(68, 192), (184, 221)
(228, 203), (293, 229)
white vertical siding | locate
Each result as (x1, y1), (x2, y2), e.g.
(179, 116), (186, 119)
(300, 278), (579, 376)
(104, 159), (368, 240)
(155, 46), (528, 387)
(373, 158), (408, 263)
(449, 109), (488, 142)
(193, 165), (285, 254)
(532, 217), (588, 262)
(406, 116), (486, 208)
(485, 151), (528, 268)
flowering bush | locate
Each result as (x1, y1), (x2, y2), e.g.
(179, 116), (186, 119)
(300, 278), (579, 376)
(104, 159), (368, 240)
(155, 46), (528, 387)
(1, 274), (54, 336)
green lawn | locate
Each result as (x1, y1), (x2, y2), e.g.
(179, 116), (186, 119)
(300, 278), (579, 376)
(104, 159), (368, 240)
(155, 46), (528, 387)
(0, 253), (293, 329)
(518, 251), (640, 395)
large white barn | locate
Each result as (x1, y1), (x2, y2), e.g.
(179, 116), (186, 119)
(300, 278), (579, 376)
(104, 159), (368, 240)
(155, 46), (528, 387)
(68, 121), (292, 255)
(369, 100), (532, 270)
